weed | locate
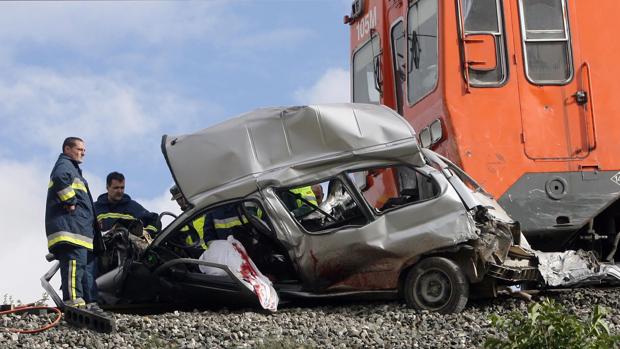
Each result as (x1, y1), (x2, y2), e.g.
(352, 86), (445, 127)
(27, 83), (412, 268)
(484, 298), (620, 349)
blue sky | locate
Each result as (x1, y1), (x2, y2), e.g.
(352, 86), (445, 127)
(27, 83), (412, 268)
(0, 0), (352, 303)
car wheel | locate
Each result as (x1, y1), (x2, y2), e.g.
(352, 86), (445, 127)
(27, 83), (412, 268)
(404, 257), (469, 314)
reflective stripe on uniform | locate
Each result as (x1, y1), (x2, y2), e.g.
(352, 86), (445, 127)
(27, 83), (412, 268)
(48, 180), (54, 189)
(213, 216), (244, 229)
(183, 216), (208, 249)
(70, 259), (77, 300)
(145, 225), (157, 232)
(290, 186), (318, 207)
(71, 178), (88, 193)
(192, 216), (208, 249)
(57, 186), (76, 202)
(47, 231), (94, 250)
(96, 212), (135, 221)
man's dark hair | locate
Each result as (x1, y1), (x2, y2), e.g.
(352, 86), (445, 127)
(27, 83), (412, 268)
(62, 137), (84, 152)
(106, 172), (125, 186)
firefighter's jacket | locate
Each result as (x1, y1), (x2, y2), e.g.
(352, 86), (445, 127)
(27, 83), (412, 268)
(282, 186), (318, 217)
(181, 215), (208, 250)
(45, 154), (100, 252)
(204, 203), (263, 240)
(94, 193), (159, 234)
(204, 205), (242, 241)
(289, 186), (318, 208)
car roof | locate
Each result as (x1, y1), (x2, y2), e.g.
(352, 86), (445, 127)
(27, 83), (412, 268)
(162, 103), (421, 203)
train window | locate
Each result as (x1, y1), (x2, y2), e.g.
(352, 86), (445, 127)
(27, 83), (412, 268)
(460, 0), (508, 86)
(391, 21), (406, 114)
(352, 35), (381, 104)
(519, 0), (573, 84)
(407, 0), (438, 105)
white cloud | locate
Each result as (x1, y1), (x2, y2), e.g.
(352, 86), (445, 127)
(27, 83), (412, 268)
(135, 189), (183, 229)
(0, 158), (109, 304)
(231, 28), (314, 51)
(0, 2), (227, 51)
(294, 68), (350, 105)
(0, 2), (310, 59)
(0, 66), (217, 159)
(0, 159), (57, 303)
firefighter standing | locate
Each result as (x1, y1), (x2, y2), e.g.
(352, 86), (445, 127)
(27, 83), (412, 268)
(45, 137), (102, 307)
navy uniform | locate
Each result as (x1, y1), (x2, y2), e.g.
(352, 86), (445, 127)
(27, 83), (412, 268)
(45, 154), (102, 306)
(205, 203), (267, 240)
(205, 204), (246, 240)
(94, 193), (159, 235)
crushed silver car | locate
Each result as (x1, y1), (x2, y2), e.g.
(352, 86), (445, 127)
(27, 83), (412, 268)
(44, 103), (581, 313)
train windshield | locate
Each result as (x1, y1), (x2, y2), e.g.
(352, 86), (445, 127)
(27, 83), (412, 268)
(407, 0), (438, 104)
(352, 35), (381, 104)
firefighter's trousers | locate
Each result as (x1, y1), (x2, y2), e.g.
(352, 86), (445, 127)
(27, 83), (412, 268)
(54, 244), (98, 305)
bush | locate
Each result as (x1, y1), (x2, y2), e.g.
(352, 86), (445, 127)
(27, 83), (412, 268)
(484, 298), (620, 349)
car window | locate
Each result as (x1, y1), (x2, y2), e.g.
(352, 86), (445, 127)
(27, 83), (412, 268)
(162, 200), (270, 258)
(277, 180), (368, 232)
(348, 165), (439, 213)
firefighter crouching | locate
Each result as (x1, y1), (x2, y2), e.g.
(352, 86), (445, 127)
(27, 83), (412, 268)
(94, 171), (160, 242)
(45, 137), (103, 308)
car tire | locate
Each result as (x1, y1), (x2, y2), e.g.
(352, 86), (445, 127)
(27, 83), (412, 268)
(404, 257), (469, 314)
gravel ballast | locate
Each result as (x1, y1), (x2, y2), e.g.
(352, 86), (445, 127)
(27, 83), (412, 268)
(2, 288), (620, 348)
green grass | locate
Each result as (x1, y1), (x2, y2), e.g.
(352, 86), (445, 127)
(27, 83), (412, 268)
(484, 298), (620, 349)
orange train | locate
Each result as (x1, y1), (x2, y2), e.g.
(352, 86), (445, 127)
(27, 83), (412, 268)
(346, 0), (620, 254)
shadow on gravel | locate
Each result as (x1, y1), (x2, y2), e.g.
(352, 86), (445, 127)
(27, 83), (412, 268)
(102, 298), (405, 316)
(102, 286), (620, 316)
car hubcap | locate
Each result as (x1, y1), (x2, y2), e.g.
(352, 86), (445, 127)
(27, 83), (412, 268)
(415, 269), (451, 309)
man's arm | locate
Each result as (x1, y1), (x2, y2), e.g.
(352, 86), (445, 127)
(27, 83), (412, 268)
(51, 166), (78, 213)
(130, 201), (160, 233)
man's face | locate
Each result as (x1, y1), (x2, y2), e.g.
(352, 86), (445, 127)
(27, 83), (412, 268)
(107, 179), (125, 203)
(311, 184), (324, 205)
(64, 141), (86, 163)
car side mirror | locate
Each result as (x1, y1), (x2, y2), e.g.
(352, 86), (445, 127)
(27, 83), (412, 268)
(419, 127), (431, 148)
(464, 33), (496, 71)
(430, 119), (443, 144)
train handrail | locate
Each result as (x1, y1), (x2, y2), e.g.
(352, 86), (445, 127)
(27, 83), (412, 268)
(581, 61), (597, 151)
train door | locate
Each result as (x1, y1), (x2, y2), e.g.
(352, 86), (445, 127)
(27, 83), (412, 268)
(508, 0), (594, 161)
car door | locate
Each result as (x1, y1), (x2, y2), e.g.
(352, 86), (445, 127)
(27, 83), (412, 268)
(274, 166), (478, 292)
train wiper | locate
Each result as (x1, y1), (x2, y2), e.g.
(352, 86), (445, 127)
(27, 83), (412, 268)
(408, 30), (421, 72)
